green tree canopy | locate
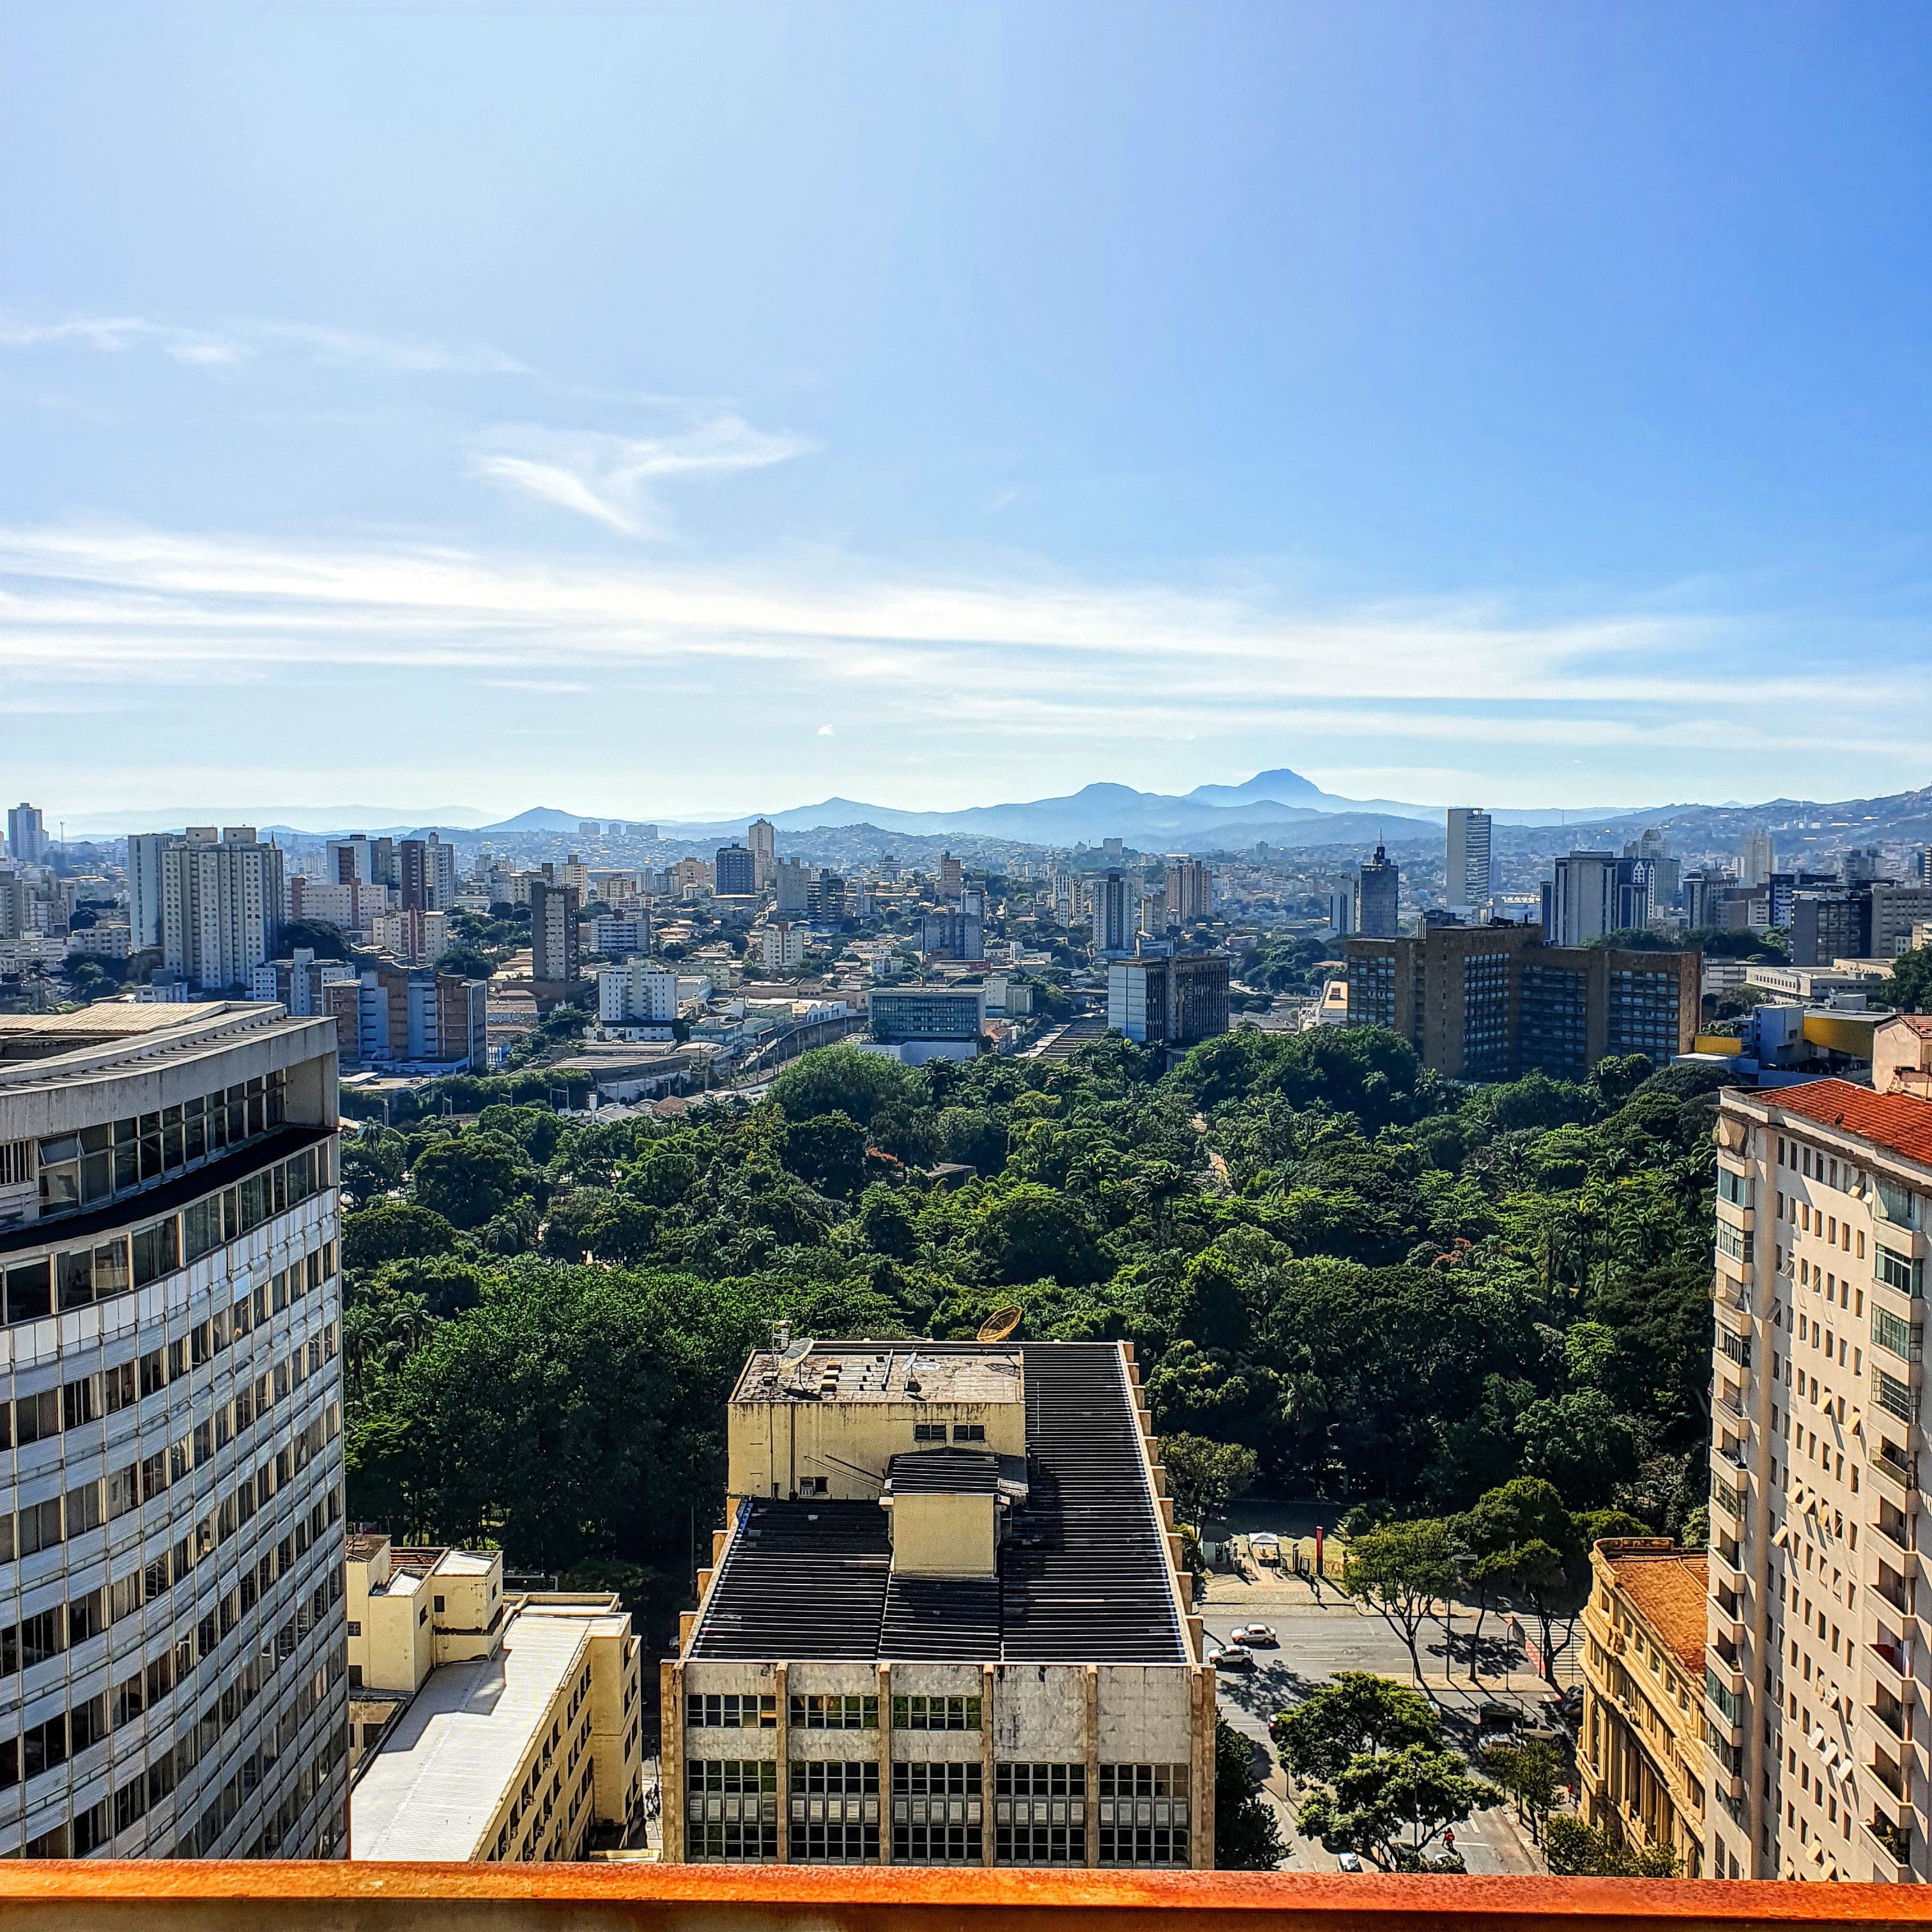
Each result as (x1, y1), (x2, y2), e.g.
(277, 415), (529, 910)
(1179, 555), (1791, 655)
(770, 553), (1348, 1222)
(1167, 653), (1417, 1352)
(411, 1134), (526, 1230)
(1158, 1433), (1257, 1528)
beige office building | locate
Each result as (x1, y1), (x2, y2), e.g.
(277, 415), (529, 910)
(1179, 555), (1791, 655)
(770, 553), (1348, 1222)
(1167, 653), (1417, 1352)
(1706, 1077), (1932, 1882)
(662, 1340), (1213, 1871)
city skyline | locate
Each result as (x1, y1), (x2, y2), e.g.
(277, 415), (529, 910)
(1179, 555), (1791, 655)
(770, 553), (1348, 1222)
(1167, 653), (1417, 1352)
(7, 5), (1932, 813)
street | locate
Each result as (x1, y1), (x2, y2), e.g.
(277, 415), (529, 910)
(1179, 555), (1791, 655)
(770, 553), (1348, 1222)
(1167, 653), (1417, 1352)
(1203, 1593), (1568, 1875)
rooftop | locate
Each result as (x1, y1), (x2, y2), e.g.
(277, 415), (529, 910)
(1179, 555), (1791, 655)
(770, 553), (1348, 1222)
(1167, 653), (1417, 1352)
(1598, 1540), (1709, 1675)
(732, 1343), (1022, 1406)
(0, 1000), (317, 1089)
(694, 1342), (1185, 1666)
(1761, 1076), (1932, 1170)
(352, 1603), (625, 1862)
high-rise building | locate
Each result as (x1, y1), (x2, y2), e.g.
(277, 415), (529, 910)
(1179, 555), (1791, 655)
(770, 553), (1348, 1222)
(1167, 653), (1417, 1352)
(1162, 858), (1213, 928)
(1091, 871), (1135, 957)
(919, 910), (984, 962)
(1344, 924), (1699, 1080)
(806, 871), (847, 923)
(1740, 829), (1777, 889)
(597, 960), (679, 1026)
(530, 882), (581, 987)
(128, 832), (171, 950)
(747, 818), (777, 891)
(397, 836), (458, 914)
(1703, 1078), (1932, 1882)
(759, 923), (806, 973)
(325, 838), (374, 888)
(661, 1339), (1212, 1869)
(6, 804), (46, 866)
(1357, 843), (1400, 939)
(1327, 885), (1356, 938)
(1542, 851), (1650, 947)
(716, 845), (757, 898)
(320, 965), (486, 1071)
(156, 829), (288, 992)
(1107, 954), (1230, 1048)
(1841, 847), (1882, 885)
(774, 859), (809, 916)
(0, 999), (349, 1858)
(1444, 809), (1494, 914)
(938, 853), (964, 901)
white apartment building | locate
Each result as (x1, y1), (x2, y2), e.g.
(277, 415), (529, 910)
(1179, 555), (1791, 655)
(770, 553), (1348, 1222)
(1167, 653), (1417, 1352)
(0, 1000), (349, 1859)
(774, 861), (809, 917)
(150, 831), (287, 993)
(598, 960), (679, 1027)
(592, 915), (648, 960)
(1708, 1077), (1932, 1883)
(760, 924), (805, 974)
(1161, 859), (1213, 929)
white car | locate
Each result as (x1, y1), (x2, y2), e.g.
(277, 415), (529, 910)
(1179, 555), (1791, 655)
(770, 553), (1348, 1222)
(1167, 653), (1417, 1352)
(1209, 1644), (1255, 1671)
(1231, 1623), (1278, 1647)
(1337, 1852), (1364, 1873)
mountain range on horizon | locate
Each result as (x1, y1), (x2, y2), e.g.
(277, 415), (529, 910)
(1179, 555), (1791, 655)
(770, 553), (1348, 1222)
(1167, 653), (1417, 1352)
(50, 767), (1932, 856)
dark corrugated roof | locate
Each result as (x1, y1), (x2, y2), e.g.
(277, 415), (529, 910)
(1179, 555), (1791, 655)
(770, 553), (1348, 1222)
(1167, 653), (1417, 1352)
(885, 1448), (1000, 1494)
(687, 1341), (1186, 1665)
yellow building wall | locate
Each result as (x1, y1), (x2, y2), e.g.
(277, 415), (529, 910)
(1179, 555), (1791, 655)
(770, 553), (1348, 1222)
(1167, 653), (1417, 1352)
(729, 1396), (1024, 1499)
(890, 1491), (996, 1576)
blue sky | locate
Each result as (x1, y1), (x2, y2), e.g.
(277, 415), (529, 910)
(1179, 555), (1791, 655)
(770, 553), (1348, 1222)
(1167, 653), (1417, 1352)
(5, 2), (1931, 824)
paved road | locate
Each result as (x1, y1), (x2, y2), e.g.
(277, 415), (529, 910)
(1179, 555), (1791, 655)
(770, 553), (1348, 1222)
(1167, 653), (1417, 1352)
(1204, 1600), (1561, 1875)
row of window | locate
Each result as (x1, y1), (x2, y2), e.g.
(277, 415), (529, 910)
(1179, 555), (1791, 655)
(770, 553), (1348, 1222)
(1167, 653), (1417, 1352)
(686, 1691), (989, 1733)
(1, 1357), (339, 1570)
(0, 1447), (341, 1684)
(34, 1073), (289, 1221)
(910, 1423), (987, 1443)
(2, 1573), (344, 1810)
(1, 1156), (332, 1330)
(682, 1760), (1188, 1866)
(20, 1656), (345, 1860)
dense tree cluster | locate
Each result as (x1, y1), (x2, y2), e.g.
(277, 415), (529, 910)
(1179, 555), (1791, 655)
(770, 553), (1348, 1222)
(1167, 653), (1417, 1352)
(339, 1029), (1726, 1648)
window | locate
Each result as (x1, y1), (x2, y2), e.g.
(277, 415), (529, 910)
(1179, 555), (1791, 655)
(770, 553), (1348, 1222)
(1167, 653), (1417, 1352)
(1876, 1246), (1924, 1297)
(953, 1423), (986, 1443)
(1717, 1167), (1752, 1208)
(4, 1260), (51, 1324)
(686, 1759), (778, 1861)
(994, 1763), (1086, 1864)
(1876, 1368), (1916, 1424)
(892, 1694), (981, 1731)
(18, 1497), (63, 1556)
(132, 1218), (180, 1289)
(788, 1759), (878, 1862)
(1873, 1306), (1923, 1363)
(912, 1423), (947, 1443)
(686, 1694), (776, 1729)
(790, 1694), (877, 1731)
(1098, 1764), (1190, 1866)
(1875, 1175), (1924, 1230)
(892, 1761), (982, 1862)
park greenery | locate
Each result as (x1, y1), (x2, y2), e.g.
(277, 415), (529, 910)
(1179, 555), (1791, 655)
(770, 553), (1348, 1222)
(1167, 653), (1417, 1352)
(338, 1026), (1728, 1668)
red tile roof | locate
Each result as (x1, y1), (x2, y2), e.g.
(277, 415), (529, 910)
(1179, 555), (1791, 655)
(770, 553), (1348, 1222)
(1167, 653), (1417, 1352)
(1604, 1547), (1708, 1674)
(1769, 1077), (1932, 1169)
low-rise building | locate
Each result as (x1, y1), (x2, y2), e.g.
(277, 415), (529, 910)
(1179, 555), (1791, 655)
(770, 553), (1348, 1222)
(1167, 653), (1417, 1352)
(346, 1534), (645, 1861)
(866, 986), (986, 1065)
(663, 1338), (1212, 1871)
(1579, 1538), (1708, 1877)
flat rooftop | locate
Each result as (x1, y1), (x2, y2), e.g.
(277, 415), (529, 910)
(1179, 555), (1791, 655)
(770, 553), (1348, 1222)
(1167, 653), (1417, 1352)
(732, 1344), (1022, 1406)
(694, 1342), (1186, 1666)
(0, 1000), (316, 1088)
(352, 1604), (625, 1861)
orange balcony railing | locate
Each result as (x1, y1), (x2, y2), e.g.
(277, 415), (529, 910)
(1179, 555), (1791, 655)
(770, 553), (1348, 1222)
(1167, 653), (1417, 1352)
(0, 1864), (1928, 1931)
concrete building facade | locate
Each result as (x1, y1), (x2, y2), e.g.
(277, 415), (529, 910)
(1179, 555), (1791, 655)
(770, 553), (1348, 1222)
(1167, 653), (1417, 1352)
(0, 1000), (348, 1859)
(1704, 1078), (1932, 1883)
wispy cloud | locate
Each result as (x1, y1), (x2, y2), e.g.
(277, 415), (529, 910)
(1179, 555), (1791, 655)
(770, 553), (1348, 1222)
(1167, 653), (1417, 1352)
(3, 521), (1924, 781)
(471, 418), (815, 535)
(0, 312), (525, 376)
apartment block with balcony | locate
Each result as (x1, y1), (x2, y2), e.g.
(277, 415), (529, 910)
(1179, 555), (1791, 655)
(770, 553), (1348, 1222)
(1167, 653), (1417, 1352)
(1579, 1539), (1708, 1876)
(0, 1000), (348, 1860)
(663, 1340), (1213, 1873)
(1705, 1077), (1932, 1883)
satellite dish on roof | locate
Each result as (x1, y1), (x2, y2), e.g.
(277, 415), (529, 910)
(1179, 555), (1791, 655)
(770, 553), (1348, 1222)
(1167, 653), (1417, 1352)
(977, 1305), (1023, 1344)
(775, 1335), (815, 1392)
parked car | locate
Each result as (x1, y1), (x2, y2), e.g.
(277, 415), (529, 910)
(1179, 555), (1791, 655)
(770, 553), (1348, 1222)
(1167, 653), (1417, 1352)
(1336, 1852), (1364, 1873)
(1209, 1644), (1255, 1671)
(1231, 1623), (1279, 1647)
(1477, 1701), (1520, 1730)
